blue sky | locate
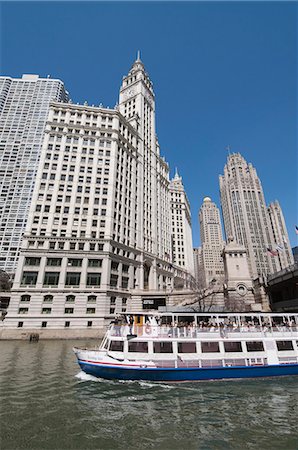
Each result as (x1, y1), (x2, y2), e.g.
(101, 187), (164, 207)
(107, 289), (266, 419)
(1, 1), (297, 247)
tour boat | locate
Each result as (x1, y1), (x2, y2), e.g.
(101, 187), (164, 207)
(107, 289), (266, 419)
(73, 312), (298, 382)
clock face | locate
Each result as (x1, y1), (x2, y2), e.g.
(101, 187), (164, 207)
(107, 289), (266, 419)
(124, 88), (135, 99)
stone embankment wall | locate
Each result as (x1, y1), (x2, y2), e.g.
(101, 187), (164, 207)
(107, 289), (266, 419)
(0, 326), (107, 340)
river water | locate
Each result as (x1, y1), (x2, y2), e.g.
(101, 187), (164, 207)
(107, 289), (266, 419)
(0, 340), (298, 450)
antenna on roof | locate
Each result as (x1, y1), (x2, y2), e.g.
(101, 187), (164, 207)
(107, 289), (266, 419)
(137, 50), (141, 61)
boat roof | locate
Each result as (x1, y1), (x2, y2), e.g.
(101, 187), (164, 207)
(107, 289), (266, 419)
(126, 311), (298, 317)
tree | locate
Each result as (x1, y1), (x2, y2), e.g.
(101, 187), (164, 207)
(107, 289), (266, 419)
(0, 270), (12, 291)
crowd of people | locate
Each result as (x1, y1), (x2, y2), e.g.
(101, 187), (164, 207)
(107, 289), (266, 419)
(110, 314), (298, 337)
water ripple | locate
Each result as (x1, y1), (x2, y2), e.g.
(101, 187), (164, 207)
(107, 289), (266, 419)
(1, 340), (298, 450)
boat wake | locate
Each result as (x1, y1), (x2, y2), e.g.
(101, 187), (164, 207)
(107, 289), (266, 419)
(75, 371), (102, 382)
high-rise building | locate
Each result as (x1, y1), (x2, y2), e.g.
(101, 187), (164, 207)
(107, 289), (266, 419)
(169, 170), (194, 274)
(199, 197), (225, 286)
(268, 201), (294, 269)
(4, 56), (193, 332)
(0, 74), (69, 273)
(219, 153), (279, 278)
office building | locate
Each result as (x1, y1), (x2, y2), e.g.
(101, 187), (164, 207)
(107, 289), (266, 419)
(4, 56), (193, 332)
(267, 201), (294, 269)
(0, 74), (69, 273)
(199, 197), (225, 287)
(169, 170), (194, 274)
(219, 153), (279, 278)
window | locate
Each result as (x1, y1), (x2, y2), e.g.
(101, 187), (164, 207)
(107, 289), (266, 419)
(87, 295), (96, 303)
(65, 273), (81, 286)
(128, 342), (148, 353)
(110, 274), (118, 287)
(24, 257), (40, 266)
(86, 273), (101, 286)
(18, 307), (28, 314)
(42, 308), (52, 314)
(224, 342), (242, 353)
(18, 322), (24, 328)
(67, 258), (82, 267)
(86, 308), (95, 314)
(44, 295), (53, 303)
(21, 272), (38, 285)
(178, 342), (197, 353)
(87, 321), (92, 327)
(153, 342), (173, 353)
(43, 272), (60, 286)
(88, 259), (102, 267)
(65, 321), (70, 328)
(41, 321), (47, 328)
(64, 308), (74, 314)
(109, 341), (124, 352)
(47, 258), (62, 266)
(20, 295), (31, 302)
(276, 341), (294, 351)
(201, 342), (220, 353)
(66, 295), (75, 303)
(246, 341), (264, 352)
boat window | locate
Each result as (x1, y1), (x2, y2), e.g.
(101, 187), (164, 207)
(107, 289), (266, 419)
(109, 340), (124, 352)
(128, 341), (148, 353)
(178, 316), (195, 325)
(276, 341), (294, 351)
(201, 342), (220, 353)
(224, 342), (242, 352)
(246, 341), (264, 352)
(153, 342), (173, 353)
(161, 316), (173, 325)
(178, 342), (196, 353)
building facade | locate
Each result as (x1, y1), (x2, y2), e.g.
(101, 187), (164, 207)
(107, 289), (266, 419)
(219, 153), (279, 278)
(199, 197), (225, 287)
(169, 170), (194, 275)
(4, 57), (194, 332)
(267, 201), (294, 269)
(0, 74), (69, 273)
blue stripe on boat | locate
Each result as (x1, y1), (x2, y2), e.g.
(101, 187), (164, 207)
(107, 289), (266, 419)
(78, 360), (298, 382)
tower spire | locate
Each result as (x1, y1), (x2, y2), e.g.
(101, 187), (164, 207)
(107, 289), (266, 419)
(136, 50), (141, 61)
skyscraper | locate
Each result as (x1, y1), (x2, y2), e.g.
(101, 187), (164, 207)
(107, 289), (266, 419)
(268, 201), (294, 269)
(169, 170), (194, 274)
(4, 56), (193, 331)
(219, 153), (279, 278)
(0, 74), (69, 273)
(199, 197), (225, 286)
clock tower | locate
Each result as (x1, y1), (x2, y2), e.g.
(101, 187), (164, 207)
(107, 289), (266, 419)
(118, 53), (158, 256)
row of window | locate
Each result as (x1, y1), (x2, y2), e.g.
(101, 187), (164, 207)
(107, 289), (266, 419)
(24, 257), (102, 267)
(17, 321), (94, 328)
(109, 340), (296, 353)
(18, 307), (96, 315)
(21, 271), (101, 286)
(20, 294), (97, 303)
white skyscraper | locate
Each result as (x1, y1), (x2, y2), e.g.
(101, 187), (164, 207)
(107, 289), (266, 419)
(4, 56), (193, 332)
(268, 201), (294, 269)
(0, 74), (69, 273)
(199, 197), (225, 287)
(219, 153), (280, 278)
(169, 170), (194, 274)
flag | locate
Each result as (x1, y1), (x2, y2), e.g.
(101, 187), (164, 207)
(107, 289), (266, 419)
(267, 247), (278, 257)
(296, 226), (298, 235)
(276, 244), (284, 252)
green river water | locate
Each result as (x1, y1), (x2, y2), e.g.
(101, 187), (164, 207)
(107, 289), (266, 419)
(0, 340), (298, 450)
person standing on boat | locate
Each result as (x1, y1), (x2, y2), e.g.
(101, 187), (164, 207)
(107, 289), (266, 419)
(129, 315), (134, 334)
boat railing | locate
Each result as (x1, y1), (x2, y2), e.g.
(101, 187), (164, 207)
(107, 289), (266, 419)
(153, 357), (269, 369)
(108, 324), (298, 339)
